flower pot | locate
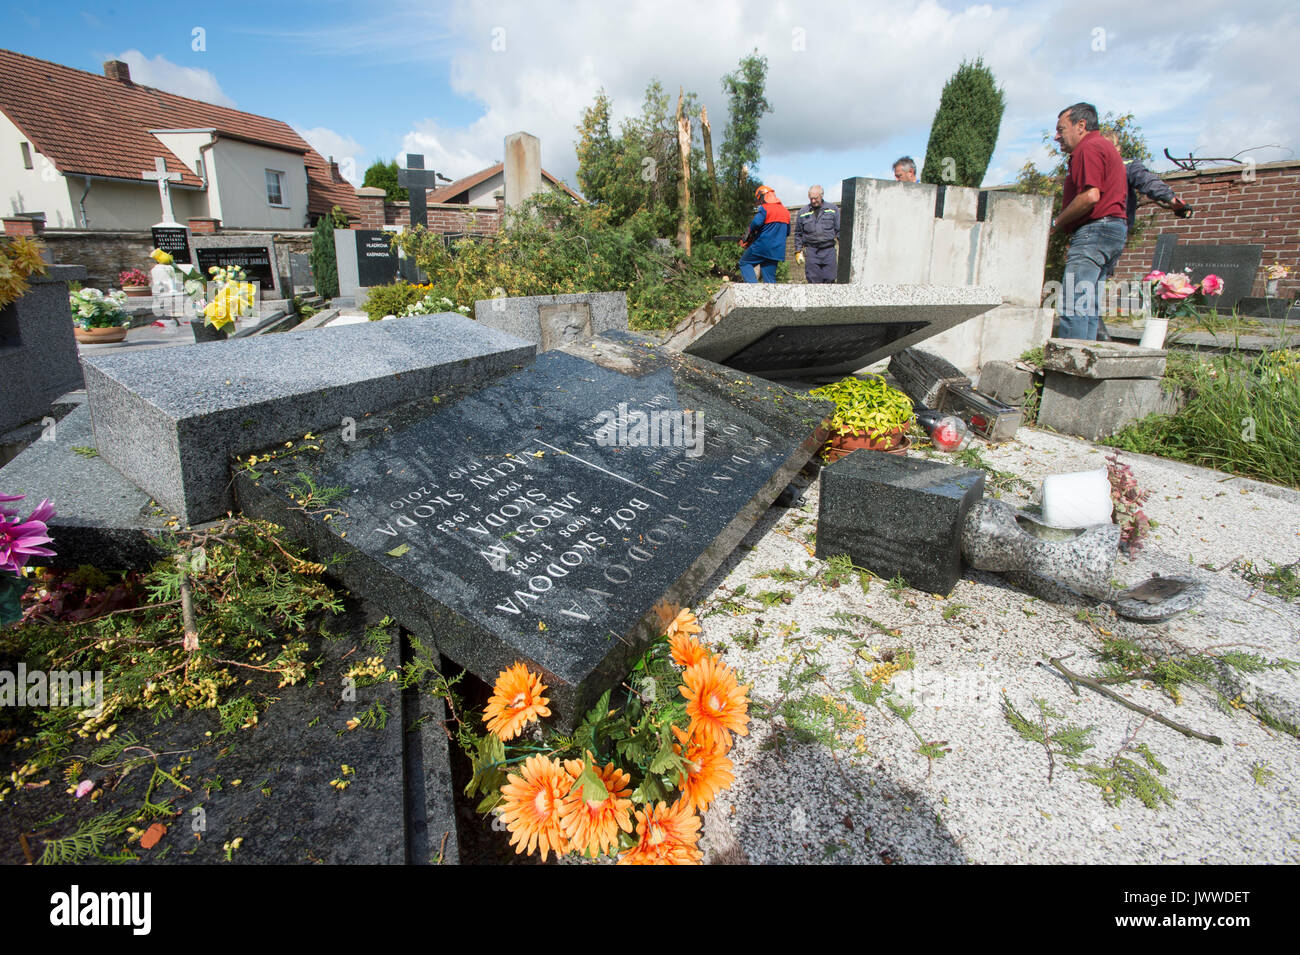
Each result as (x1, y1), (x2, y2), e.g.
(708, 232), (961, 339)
(122, 285), (152, 299)
(74, 325), (128, 344)
(191, 321), (232, 343)
(1266, 278), (1280, 298)
(822, 427), (911, 463)
(1139, 317), (1168, 349)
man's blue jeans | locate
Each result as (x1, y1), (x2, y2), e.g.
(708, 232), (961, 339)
(1059, 217), (1128, 340)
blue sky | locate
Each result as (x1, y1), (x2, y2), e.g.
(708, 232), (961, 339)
(3, 0), (1297, 203)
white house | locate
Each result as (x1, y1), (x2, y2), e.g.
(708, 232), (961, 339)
(0, 50), (357, 230)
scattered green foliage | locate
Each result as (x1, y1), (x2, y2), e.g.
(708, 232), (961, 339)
(820, 554), (872, 593)
(1236, 559), (1300, 602)
(1077, 738), (1175, 810)
(1250, 760), (1274, 786)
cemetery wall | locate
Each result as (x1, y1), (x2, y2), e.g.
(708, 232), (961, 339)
(40, 230), (313, 290)
(1110, 160), (1300, 301)
(354, 190), (503, 235)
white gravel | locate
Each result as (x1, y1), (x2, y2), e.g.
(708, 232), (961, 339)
(692, 428), (1300, 865)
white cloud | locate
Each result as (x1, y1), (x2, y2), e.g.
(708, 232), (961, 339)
(112, 50), (235, 107)
(295, 126), (367, 184)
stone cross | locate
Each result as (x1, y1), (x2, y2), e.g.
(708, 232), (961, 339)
(396, 154), (443, 229)
(142, 157), (183, 225)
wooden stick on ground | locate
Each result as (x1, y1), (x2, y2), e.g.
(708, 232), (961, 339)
(1045, 655), (1223, 745)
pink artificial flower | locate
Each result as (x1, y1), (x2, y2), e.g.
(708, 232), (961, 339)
(1143, 270), (1166, 283)
(74, 779), (94, 799)
(1156, 273), (1196, 300)
(0, 497), (56, 575)
(1199, 273), (1224, 296)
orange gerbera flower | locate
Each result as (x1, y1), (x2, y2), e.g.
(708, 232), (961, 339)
(669, 630), (709, 668)
(483, 662), (551, 741)
(672, 725), (735, 812)
(665, 607), (702, 639)
(680, 655), (750, 752)
(618, 799), (702, 865)
(557, 756), (634, 857)
(497, 755), (571, 860)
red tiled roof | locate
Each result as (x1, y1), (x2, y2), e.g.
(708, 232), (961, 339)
(0, 49), (358, 220)
(428, 161), (583, 204)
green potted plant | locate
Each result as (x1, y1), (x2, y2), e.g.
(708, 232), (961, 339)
(0, 236), (48, 310)
(118, 267), (151, 298)
(69, 287), (130, 344)
(809, 374), (915, 462)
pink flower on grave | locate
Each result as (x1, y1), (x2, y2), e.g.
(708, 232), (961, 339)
(74, 779), (94, 799)
(1142, 270), (1166, 283)
(1155, 273), (1196, 300)
(1199, 274), (1224, 296)
(0, 494), (56, 576)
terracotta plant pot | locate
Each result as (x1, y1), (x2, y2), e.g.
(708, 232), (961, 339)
(122, 285), (152, 298)
(74, 325), (128, 344)
(821, 426), (911, 463)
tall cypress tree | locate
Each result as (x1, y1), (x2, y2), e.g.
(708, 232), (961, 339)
(920, 58), (1006, 188)
(310, 213), (339, 299)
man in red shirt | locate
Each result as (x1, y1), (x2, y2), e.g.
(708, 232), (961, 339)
(1051, 102), (1129, 340)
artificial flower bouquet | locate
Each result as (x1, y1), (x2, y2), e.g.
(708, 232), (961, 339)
(0, 492), (55, 626)
(68, 287), (129, 330)
(464, 606), (749, 864)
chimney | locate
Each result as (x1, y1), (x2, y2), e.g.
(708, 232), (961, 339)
(103, 60), (132, 84)
(328, 156), (341, 182)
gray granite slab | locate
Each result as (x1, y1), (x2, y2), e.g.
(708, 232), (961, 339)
(815, 451), (985, 596)
(977, 361), (1035, 407)
(473, 292), (628, 352)
(0, 403), (170, 568)
(662, 283), (1000, 380)
(0, 265), (86, 432)
(81, 313), (536, 525)
(1037, 373), (1181, 441)
(1042, 338), (1167, 380)
(233, 331), (831, 725)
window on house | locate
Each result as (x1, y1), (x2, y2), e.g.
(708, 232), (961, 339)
(20, 142), (33, 169)
(265, 169), (286, 206)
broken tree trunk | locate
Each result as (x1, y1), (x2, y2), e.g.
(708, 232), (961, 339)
(676, 88), (692, 255)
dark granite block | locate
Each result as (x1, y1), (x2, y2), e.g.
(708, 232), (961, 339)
(0, 265), (86, 432)
(234, 332), (831, 725)
(81, 313), (536, 525)
(0, 403), (170, 569)
(815, 451), (985, 596)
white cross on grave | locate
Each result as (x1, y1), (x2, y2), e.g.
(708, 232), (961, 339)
(141, 157), (183, 225)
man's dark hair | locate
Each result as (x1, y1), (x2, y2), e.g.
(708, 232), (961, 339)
(893, 156), (916, 174)
(1058, 102), (1099, 131)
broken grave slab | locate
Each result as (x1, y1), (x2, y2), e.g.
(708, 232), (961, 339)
(1037, 375), (1181, 441)
(662, 283), (1001, 380)
(233, 332), (832, 725)
(815, 450), (985, 596)
(473, 291), (628, 352)
(1042, 338), (1168, 379)
(81, 313), (536, 525)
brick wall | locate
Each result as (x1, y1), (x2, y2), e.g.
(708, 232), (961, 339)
(39, 230), (313, 290)
(383, 201), (502, 234)
(1110, 160), (1300, 301)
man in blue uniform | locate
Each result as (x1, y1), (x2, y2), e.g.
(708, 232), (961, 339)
(793, 185), (839, 283)
(739, 185), (790, 283)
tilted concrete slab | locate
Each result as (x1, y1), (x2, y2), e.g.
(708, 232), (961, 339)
(661, 283), (1001, 380)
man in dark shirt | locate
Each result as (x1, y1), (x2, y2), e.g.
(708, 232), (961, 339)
(1051, 102), (1129, 340)
(793, 185), (839, 283)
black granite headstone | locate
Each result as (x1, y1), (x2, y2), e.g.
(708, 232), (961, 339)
(724, 321), (927, 375)
(1149, 236), (1263, 309)
(196, 246), (276, 291)
(815, 451), (985, 596)
(354, 230), (401, 287)
(289, 252), (315, 290)
(1235, 297), (1296, 321)
(151, 225), (192, 265)
(234, 333), (831, 723)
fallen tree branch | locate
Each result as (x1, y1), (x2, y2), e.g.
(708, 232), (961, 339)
(1044, 655), (1223, 745)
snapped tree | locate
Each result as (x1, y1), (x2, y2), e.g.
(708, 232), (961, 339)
(920, 57), (1005, 188)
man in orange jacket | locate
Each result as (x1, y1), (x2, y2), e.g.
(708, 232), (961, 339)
(739, 185), (790, 283)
